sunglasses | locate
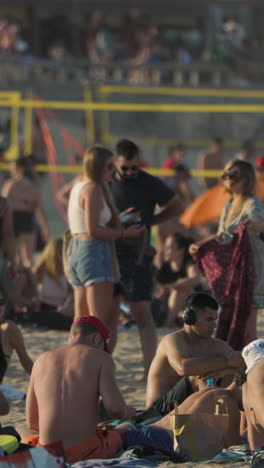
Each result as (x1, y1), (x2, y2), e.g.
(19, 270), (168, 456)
(164, 243), (174, 249)
(120, 165), (138, 173)
(221, 170), (241, 181)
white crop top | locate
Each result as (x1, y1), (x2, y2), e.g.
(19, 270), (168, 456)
(68, 180), (112, 235)
(40, 272), (69, 307)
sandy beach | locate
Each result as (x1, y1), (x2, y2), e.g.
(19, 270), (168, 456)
(2, 319), (264, 467)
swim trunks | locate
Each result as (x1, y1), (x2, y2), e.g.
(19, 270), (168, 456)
(150, 376), (194, 416)
(26, 427), (122, 463)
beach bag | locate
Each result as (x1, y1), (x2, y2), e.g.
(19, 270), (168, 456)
(0, 440), (64, 467)
(169, 399), (229, 460)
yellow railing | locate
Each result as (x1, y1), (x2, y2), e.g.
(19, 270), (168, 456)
(1, 86), (264, 161)
(0, 161), (221, 177)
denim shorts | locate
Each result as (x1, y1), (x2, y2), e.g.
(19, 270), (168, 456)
(69, 237), (114, 288)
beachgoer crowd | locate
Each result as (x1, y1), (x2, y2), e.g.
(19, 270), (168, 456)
(0, 10), (258, 82)
(0, 138), (264, 463)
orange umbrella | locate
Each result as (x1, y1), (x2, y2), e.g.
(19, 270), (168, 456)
(180, 184), (230, 228)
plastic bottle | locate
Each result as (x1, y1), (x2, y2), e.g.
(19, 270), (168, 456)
(205, 378), (216, 388)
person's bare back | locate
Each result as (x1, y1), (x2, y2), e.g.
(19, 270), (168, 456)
(26, 316), (136, 451)
(29, 344), (107, 447)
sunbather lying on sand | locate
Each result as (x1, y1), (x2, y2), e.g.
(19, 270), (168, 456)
(117, 370), (245, 459)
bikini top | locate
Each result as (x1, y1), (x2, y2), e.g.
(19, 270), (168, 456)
(68, 181), (112, 235)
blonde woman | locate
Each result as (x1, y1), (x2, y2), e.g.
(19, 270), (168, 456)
(34, 238), (70, 308)
(68, 146), (142, 323)
(33, 238), (73, 330)
(190, 159), (264, 343)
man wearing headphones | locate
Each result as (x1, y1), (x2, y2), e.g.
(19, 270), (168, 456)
(146, 292), (244, 411)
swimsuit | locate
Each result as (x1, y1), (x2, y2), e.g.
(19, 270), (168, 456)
(26, 427), (122, 463)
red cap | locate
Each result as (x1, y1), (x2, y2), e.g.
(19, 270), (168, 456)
(256, 155), (264, 169)
(72, 315), (110, 353)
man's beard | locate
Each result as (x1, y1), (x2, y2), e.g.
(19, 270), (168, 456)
(117, 170), (138, 181)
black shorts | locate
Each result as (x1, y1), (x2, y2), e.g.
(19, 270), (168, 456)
(12, 211), (34, 237)
(113, 282), (124, 297)
(118, 255), (153, 302)
(151, 376), (194, 416)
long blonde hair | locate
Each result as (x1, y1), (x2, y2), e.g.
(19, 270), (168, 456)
(222, 159), (256, 226)
(35, 238), (64, 282)
(83, 145), (119, 222)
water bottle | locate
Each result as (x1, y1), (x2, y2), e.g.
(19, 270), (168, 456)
(206, 378), (216, 388)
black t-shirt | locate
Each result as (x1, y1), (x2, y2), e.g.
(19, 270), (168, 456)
(111, 170), (174, 257)
(156, 260), (194, 284)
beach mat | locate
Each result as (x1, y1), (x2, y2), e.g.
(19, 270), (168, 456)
(70, 459), (158, 467)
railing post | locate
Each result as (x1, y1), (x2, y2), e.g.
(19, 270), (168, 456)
(189, 70), (199, 87)
(173, 70), (183, 86)
(152, 69), (161, 85)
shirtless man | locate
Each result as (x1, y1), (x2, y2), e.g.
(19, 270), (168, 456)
(146, 292), (244, 408)
(118, 370), (244, 459)
(198, 137), (224, 190)
(22, 315), (136, 464)
(1, 157), (49, 267)
(241, 339), (264, 449)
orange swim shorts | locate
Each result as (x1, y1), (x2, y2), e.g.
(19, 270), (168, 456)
(26, 427), (122, 463)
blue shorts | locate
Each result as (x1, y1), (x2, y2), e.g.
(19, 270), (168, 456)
(124, 427), (173, 452)
(69, 237), (114, 288)
(118, 256), (153, 302)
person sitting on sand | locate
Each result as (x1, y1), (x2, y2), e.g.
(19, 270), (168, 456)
(20, 315), (136, 464)
(0, 302), (33, 383)
(146, 292), (245, 410)
(242, 339), (264, 449)
(117, 369), (245, 459)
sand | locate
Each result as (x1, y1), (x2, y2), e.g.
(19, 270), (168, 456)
(2, 320), (264, 467)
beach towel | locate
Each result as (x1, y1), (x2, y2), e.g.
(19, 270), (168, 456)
(197, 223), (255, 350)
(0, 440), (64, 467)
(169, 400), (229, 460)
(26, 427), (122, 464)
(70, 459), (158, 467)
(0, 385), (26, 401)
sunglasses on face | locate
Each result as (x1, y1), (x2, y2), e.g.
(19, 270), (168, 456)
(120, 165), (138, 173)
(221, 170), (241, 181)
(164, 243), (175, 249)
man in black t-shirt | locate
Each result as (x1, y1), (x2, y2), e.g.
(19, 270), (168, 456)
(111, 139), (183, 378)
